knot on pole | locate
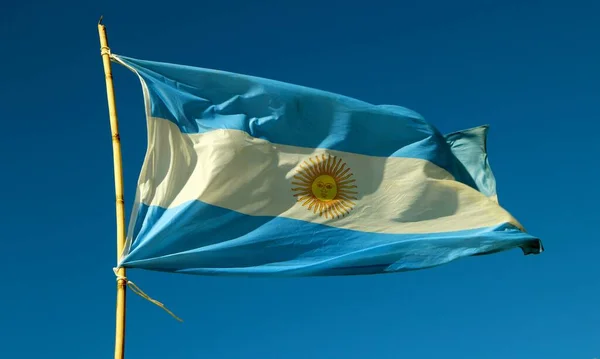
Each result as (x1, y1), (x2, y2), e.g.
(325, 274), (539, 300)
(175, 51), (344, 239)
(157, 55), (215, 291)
(112, 267), (183, 322)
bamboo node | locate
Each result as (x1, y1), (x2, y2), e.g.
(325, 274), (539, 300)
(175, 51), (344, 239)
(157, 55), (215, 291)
(112, 267), (183, 322)
(101, 46), (111, 56)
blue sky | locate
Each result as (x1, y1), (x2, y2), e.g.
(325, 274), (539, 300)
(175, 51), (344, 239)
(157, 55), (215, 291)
(1, 0), (598, 358)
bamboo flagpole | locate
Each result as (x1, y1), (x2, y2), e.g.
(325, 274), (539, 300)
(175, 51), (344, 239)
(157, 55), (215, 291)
(97, 17), (127, 359)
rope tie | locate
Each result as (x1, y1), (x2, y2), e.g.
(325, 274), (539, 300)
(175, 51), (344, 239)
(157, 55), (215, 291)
(113, 267), (183, 322)
(100, 46), (111, 56)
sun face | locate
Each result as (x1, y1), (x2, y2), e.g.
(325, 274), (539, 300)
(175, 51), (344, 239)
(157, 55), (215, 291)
(291, 154), (358, 218)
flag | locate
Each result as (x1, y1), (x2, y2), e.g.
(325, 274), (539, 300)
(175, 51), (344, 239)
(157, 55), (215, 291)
(112, 54), (542, 276)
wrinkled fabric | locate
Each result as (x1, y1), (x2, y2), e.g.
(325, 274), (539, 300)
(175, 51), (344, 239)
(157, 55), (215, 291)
(112, 54), (542, 276)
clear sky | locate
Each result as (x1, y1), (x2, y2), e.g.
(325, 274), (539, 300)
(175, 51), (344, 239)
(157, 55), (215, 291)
(1, 0), (598, 358)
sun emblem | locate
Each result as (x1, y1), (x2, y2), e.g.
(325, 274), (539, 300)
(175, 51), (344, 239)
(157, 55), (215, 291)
(291, 154), (358, 218)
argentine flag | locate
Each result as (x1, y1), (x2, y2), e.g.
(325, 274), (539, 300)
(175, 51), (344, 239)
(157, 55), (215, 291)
(112, 54), (542, 276)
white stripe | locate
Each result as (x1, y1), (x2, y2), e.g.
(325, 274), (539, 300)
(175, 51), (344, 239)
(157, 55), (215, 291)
(138, 117), (522, 234)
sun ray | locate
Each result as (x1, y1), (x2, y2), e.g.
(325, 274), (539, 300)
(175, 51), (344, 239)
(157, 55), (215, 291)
(291, 180), (311, 187)
(338, 179), (357, 185)
(337, 167), (351, 179)
(338, 187), (357, 193)
(337, 173), (354, 182)
(338, 198), (356, 206)
(331, 157), (343, 175)
(295, 196), (311, 203)
(293, 178), (310, 186)
(316, 157), (324, 170)
(308, 158), (319, 174)
(293, 172), (312, 181)
(334, 202), (348, 217)
(340, 192), (358, 198)
(334, 163), (347, 177)
(294, 194), (311, 200)
(299, 164), (312, 178)
(325, 155), (334, 174)
(303, 197), (316, 207)
(328, 203), (337, 218)
(339, 204), (351, 216)
(299, 162), (311, 174)
(330, 202), (343, 218)
(292, 188), (309, 193)
(339, 191), (358, 198)
(295, 173), (313, 184)
(294, 192), (311, 198)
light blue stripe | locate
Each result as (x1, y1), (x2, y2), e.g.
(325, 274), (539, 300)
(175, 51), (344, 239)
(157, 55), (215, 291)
(114, 55), (481, 189)
(120, 200), (542, 277)
(445, 125), (497, 198)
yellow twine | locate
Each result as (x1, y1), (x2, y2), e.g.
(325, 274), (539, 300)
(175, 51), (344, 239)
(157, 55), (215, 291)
(113, 267), (183, 322)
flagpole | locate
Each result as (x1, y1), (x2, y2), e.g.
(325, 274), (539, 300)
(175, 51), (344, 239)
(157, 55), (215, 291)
(97, 17), (128, 359)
